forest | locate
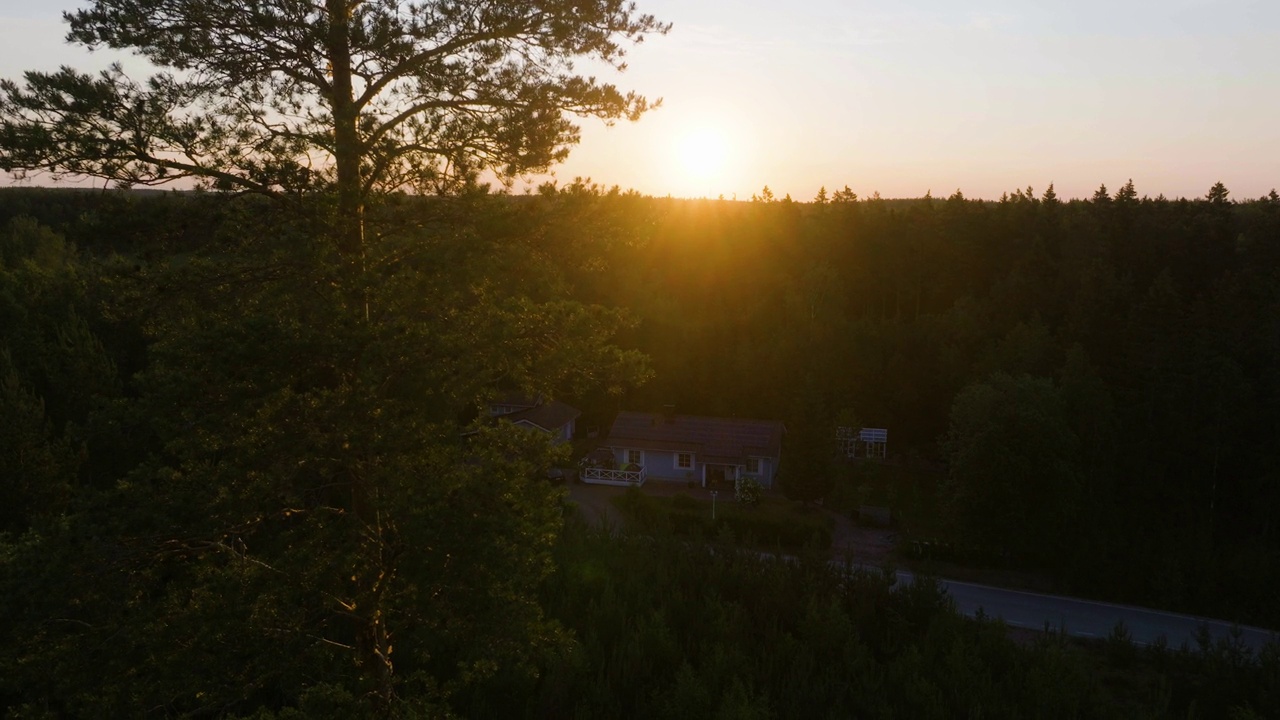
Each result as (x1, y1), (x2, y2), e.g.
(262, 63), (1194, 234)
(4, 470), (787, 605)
(555, 182), (1280, 627)
(6, 0), (1278, 715)
(2, 183), (1279, 717)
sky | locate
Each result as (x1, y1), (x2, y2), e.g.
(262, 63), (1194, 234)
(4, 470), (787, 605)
(1, 0), (1278, 200)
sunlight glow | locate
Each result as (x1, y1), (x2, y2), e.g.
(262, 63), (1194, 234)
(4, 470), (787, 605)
(664, 120), (743, 198)
(676, 127), (730, 182)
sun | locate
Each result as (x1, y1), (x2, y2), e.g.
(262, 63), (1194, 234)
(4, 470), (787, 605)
(674, 126), (732, 188)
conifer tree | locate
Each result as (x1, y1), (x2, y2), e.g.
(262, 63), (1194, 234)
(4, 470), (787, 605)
(1116, 178), (1138, 204)
(0, 1), (669, 253)
(1207, 181), (1231, 204)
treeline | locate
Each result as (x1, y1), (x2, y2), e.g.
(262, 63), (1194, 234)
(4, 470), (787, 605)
(6, 184), (1280, 617)
(2, 183), (1279, 715)
(509, 181), (1280, 627)
(0, 186), (232, 256)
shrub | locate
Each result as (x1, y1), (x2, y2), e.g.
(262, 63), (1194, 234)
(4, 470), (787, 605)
(611, 492), (832, 552)
(735, 477), (763, 506)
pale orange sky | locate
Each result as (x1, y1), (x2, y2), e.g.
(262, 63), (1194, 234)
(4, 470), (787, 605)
(2, 0), (1279, 201)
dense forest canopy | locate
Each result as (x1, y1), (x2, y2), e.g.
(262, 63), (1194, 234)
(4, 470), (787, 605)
(10, 4), (1276, 718)
(556, 181), (1280, 623)
(0, 185), (652, 716)
(2, 181), (1279, 716)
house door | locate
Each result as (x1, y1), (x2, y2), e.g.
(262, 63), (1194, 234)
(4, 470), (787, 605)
(703, 464), (736, 490)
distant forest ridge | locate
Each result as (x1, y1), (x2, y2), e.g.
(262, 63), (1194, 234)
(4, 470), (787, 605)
(2, 182), (1279, 629)
(3, 182), (1280, 716)
(2, 178), (1273, 204)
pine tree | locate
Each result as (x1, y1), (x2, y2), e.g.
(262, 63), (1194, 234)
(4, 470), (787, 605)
(0, 1), (669, 253)
(1116, 179), (1138, 204)
(1042, 183), (1059, 207)
(1207, 181), (1231, 204)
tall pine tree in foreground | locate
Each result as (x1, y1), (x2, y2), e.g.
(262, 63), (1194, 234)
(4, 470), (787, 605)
(0, 0), (668, 252)
(0, 3), (666, 716)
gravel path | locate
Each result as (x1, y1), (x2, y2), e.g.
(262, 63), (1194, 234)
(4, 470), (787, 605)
(564, 482), (627, 531)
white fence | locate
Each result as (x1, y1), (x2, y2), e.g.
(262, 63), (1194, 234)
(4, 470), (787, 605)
(581, 466), (646, 487)
(837, 426), (888, 459)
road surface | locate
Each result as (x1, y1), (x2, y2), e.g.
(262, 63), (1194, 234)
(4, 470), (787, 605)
(893, 568), (1277, 652)
(566, 483), (1277, 653)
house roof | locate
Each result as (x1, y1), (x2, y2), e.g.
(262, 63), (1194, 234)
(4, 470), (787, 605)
(490, 393), (542, 410)
(606, 411), (785, 460)
(504, 400), (581, 432)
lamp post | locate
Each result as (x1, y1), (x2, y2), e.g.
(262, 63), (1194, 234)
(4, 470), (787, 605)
(710, 490), (718, 521)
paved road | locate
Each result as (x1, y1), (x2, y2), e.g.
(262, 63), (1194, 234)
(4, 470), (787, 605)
(893, 568), (1277, 652)
(565, 484), (1277, 653)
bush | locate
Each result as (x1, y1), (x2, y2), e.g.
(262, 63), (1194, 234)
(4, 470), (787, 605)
(735, 477), (762, 506)
(721, 502), (831, 551)
(611, 491), (831, 552)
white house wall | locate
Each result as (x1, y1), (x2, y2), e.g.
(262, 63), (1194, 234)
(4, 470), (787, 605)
(612, 448), (778, 488)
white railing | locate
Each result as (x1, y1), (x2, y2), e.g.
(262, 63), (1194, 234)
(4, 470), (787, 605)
(581, 466), (646, 487)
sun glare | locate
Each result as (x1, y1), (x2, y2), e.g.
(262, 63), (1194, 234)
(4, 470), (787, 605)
(673, 126), (733, 195)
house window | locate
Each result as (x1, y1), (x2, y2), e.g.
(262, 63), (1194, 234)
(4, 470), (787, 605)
(675, 452), (693, 469)
(745, 458), (761, 474)
(626, 449), (643, 466)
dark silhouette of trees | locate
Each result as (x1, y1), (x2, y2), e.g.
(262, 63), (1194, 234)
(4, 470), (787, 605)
(526, 180), (1280, 624)
(0, 187), (652, 715)
(5, 177), (1280, 714)
(942, 373), (1082, 567)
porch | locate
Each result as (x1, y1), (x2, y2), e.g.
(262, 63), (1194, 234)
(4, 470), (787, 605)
(701, 462), (740, 490)
(581, 465), (647, 487)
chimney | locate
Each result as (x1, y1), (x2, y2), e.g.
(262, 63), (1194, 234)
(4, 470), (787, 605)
(662, 404), (676, 424)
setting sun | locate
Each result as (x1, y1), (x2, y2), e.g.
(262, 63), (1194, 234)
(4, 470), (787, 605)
(676, 127), (730, 181)
(660, 117), (747, 196)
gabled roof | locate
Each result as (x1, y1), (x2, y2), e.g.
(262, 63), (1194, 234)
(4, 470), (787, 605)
(490, 393), (542, 410)
(606, 411), (784, 459)
(504, 400), (581, 432)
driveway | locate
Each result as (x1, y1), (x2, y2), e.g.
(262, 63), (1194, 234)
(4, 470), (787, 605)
(564, 481), (627, 531)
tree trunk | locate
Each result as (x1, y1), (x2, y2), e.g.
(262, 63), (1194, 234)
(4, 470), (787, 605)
(326, 1), (388, 706)
(327, 0), (364, 257)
